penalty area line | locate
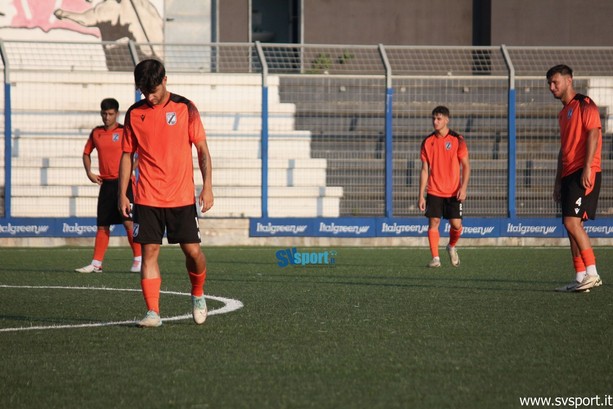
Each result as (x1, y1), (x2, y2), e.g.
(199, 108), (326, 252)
(0, 284), (243, 333)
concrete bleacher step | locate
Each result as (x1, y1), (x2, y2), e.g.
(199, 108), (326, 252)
(10, 71), (290, 110)
(9, 110), (296, 133)
(10, 186), (343, 218)
(12, 131), (315, 159)
(12, 165), (328, 188)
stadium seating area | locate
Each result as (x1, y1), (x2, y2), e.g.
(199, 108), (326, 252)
(5, 72), (343, 218)
(2, 71), (612, 219)
(279, 77), (613, 217)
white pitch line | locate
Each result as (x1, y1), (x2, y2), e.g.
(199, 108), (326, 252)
(0, 285), (243, 333)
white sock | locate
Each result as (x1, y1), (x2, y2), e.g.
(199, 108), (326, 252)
(92, 259), (102, 268)
(586, 265), (598, 277)
(133, 256), (142, 263)
(575, 271), (586, 283)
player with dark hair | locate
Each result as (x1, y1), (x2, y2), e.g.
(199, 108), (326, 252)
(547, 64), (603, 292)
(76, 98), (142, 274)
(118, 59), (214, 327)
(418, 105), (471, 268)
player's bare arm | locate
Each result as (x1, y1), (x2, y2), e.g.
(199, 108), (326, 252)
(418, 161), (429, 211)
(457, 154), (471, 201)
(581, 127), (600, 189)
(196, 139), (214, 213)
(118, 152), (133, 218)
(82, 153), (102, 185)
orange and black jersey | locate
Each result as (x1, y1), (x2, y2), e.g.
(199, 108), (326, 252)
(420, 130), (468, 197)
(83, 124), (124, 180)
(558, 93), (602, 178)
(122, 93), (206, 208)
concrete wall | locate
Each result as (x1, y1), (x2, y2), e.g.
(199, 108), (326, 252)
(218, 0), (613, 46)
(491, 0), (613, 46)
(303, 0), (473, 45)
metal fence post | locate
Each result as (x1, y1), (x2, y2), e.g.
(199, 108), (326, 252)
(255, 41), (269, 218)
(0, 41), (11, 219)
(379, 44), (394, 218)
(501, 45), (516, 218)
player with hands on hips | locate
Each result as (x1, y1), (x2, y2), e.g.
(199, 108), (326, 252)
(75, 98), (142, 274)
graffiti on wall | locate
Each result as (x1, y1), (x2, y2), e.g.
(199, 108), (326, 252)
(0, 0), (164, 70)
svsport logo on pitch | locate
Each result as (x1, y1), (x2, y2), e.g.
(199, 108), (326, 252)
(276, 247), (337, 267)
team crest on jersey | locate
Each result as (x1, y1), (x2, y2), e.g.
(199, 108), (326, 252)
(166, 112), (177, 125)
(445, 141), (452, 150)
(567, 108), (573, 119)
(112, 133), (120, 142)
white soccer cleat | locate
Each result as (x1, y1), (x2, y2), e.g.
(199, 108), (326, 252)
(192, 295), (208, 325)
(575, 274), (601, 291)
(555, 275), (600, 293)
(130, 260), (142, 273)
(138, 310), (162, 328)
(75, 264), (102, 273)
(447, 245), (460, 267)
(428, 257), (441, 268)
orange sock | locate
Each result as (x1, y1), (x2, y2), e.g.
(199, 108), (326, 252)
(448, 226), (463, 247)
(126, 228), (142, 258)
(573, 256), (586, 273)
(580, 249), (596, 276)
(428, 229), (440, 258)
(189, 269), (207, 297)
(141, 277), (162, 314)
(92, 228), (110, 262)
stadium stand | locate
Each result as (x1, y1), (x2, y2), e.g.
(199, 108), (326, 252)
(6, 72), (343, 218)
(278, 76), (612, 217)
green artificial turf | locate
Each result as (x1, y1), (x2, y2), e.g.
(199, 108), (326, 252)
(0, 246), (611, 409)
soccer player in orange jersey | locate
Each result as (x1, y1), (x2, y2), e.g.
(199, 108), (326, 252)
(418, 106), (471, 268)
(547, 65), (603, 292)
(75, 98), (142, 274)
(118, 59), (214, 327)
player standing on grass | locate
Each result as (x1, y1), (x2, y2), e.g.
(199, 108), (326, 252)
(547, 64), (603, 292)
(118, 59), (214, 327)
(418, 106), (470, 268)
(75, 98), (142, 274)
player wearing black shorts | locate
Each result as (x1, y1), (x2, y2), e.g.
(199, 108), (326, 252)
(547, 64), (603, 292)
(418, 106), (471, 268)
(118, 59), (214, 328)
(75, 98), (142, 274)
(560, 169), (601, 221)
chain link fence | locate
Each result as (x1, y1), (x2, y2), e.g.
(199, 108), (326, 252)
(1, 41), (612, 220)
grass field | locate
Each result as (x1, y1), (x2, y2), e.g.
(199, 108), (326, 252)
(0, 246), (611, 409)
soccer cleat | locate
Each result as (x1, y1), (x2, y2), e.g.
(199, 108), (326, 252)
(428, 257), (441, 268)
(555, 276), (600, 293)
(447, 245), (460, 267)
(575, 274), (601, 291)
(138, 310), (162, 328)
(75, 264), (102, 273)
(192, 295), (208, 325)
(130, 260), (142, 273)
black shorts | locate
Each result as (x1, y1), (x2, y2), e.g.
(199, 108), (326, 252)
(425, 194), (463, 220)
(133, 204), (201, 244)
(561, 169), (601, 220)
(97, 179), (133, 226)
